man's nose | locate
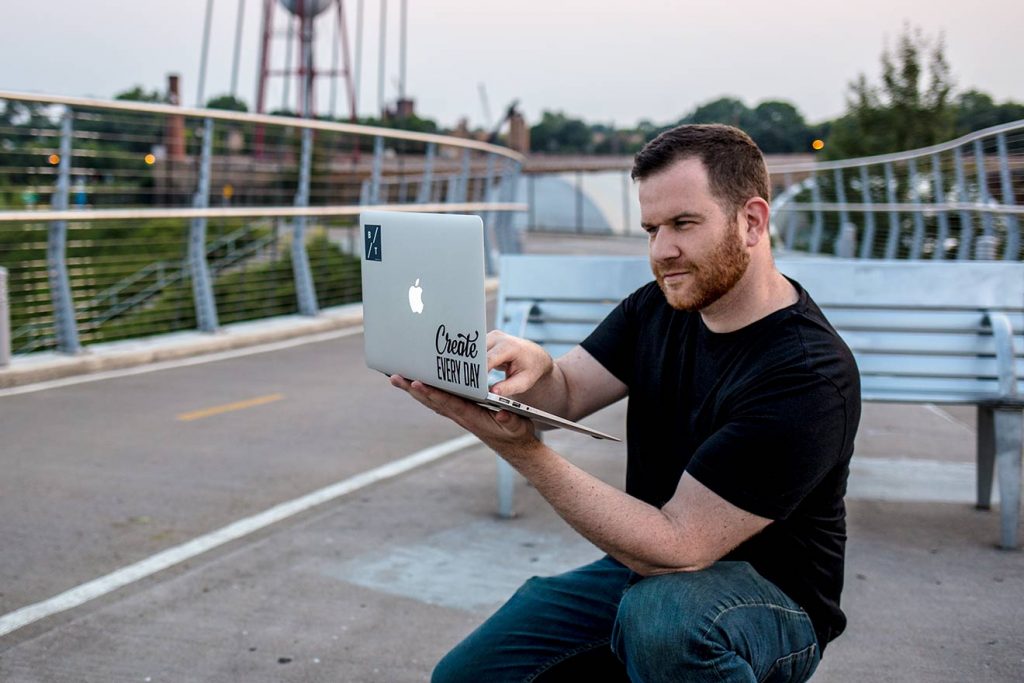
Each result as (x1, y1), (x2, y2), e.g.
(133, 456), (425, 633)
(650, 226), (681, 262)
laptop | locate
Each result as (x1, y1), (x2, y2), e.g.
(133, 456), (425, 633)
(360, 209), (620, 441)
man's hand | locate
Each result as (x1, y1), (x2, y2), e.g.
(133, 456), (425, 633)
(486, 330), (554, 396)
(390, 375), (542, 458)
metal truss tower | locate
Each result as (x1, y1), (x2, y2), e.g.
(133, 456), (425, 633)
(255, 0), (357, 120)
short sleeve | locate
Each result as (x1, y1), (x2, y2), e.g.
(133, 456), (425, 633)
(685, 369), (852, 520)
(579, 283), (652, 386)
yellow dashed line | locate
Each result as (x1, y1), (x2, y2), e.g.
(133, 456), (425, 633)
(176, 393), (285, 422)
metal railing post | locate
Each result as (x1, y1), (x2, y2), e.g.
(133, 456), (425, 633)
(997, 133), (1020, 259)
(416, 142), (435, 203)
(528, 174), (537, 231)
(782, 173), (798, 251)
(482, 153), (495, 204)
(809, 173), (824, 254)
(858, 166), (876, 258)
(907, 158), (926, 259)
(833, 168), (850, 242)
(482, 154), (497, 274)
(494, 160), (522, 262)
(621, 170), (632, 236)
(189, 117), (220, 332)
(0, 267), (10, 367)
(574, 170), (584, 234)
(458, 149), (471, 203)
(369, 135), (383, 205)
(883, 162), (900, 259)
(292, 127), (319, 316)
(48, 108), (80, 354)
(954, 146), (974, 260)
(835, 223), (857, 258)
(974, 139), (995, 238)
(975, 235), (998, 260)
(445, 175), (458, 204)
(931, 153), (951, 260)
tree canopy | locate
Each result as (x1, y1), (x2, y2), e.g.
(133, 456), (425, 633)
(824, 25), (955, 158)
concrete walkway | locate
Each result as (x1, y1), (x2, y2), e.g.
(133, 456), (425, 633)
(1, 234), (1021, 681)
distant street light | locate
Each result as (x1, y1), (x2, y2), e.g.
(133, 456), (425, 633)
(812, 139), (825, 151)
(144, 154), (157, 165)
(48, 154), (60, 165)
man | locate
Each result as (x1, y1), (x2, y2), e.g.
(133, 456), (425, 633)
(392, 124), (860, 682)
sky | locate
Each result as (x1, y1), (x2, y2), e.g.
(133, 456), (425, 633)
(1, 0), (1021, 129)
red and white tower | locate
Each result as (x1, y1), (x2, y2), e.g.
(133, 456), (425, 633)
(255, 0), (357, 120)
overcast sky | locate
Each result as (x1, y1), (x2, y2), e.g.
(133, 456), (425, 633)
(1, 0), (1021, 129)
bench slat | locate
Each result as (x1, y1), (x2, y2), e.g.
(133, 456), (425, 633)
(855, 353), (1024, 379)
(780, 259), (1024, 309)
(500, 255), (653, 300)
(841, 330), (1024, 357)
(822, 309), (1024, 333)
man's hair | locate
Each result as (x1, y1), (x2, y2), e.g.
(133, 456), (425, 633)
(631, 124), (770, 215)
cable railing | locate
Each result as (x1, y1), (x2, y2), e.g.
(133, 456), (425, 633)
(770, 121), (1024, 260)
(0, 91), (526, 360)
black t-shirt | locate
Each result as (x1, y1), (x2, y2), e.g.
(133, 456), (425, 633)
(580, 278), (861, 650)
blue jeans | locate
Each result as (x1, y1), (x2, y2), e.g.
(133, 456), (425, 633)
(433, 556), (820, 682)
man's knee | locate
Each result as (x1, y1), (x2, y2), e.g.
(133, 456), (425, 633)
(612, 570), (718, 663)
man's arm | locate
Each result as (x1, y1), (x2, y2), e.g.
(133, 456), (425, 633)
(391, 377), (770, 575)
(487, 331), (627, 421)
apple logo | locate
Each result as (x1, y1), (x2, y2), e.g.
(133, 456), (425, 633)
(408, 278), (425, 314)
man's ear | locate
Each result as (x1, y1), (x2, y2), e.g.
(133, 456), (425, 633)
(740, 198), (771, 247)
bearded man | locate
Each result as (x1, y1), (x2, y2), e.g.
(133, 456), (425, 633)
(393, 124), (861, 682)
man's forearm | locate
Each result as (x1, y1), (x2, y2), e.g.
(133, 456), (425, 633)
(502, 441), (711, 575)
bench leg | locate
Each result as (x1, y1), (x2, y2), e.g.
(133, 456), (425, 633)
(497, 456), (516, 519)
(993, 408), (1023, 550)
(977, 405), (995, 510)
(496, 430), (544, 519)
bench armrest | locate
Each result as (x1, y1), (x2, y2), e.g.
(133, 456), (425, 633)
(984, 311), (1019, 398)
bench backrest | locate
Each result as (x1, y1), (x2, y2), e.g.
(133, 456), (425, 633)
(497, 255), (1024, 403)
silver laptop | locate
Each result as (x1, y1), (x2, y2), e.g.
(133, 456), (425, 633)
(360, 209), (619, 441)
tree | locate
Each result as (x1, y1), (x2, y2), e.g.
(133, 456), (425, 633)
(115, 86), (167, 104)
(954, 90), (1024, 136)
(825, 25), (955, 158)
(205, 94), (248, 112)
(674, 97), (813, 153)
(682, 97), (749, 128)
(744, 101), (813, 154)
(529, 111), (592, 153)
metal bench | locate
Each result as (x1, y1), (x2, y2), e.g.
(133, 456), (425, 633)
(494, 254), (1024, 550)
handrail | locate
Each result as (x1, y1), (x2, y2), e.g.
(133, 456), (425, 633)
(0, 202), (527, 223)
(770, 119), (1024, 173)
(0, 90), (525, 162)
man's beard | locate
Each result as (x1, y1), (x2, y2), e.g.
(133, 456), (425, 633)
(654, 224), (750, 312)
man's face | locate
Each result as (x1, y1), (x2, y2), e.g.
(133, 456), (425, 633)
(638, 157), (750, 312)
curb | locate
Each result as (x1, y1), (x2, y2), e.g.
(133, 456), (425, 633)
(0, 305), (364, 389)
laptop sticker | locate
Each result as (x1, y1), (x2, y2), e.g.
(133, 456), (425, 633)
(365, 224), (382, 262)
(435, 324), (482, 389)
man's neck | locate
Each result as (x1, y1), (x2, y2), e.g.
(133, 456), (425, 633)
(700, 262), (798, 334)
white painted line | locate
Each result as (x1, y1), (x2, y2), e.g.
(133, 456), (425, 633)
(0, 326), (364, 398)
(923, 403), (975, 434)
(0, 433), (480, 638)
(847, 456), (985, 504)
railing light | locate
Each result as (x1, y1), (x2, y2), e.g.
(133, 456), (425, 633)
(144, 154), (156, 165)
(48, 154), (60, 165)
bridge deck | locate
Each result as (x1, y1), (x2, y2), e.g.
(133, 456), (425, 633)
(0, 234), (1021, 681)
